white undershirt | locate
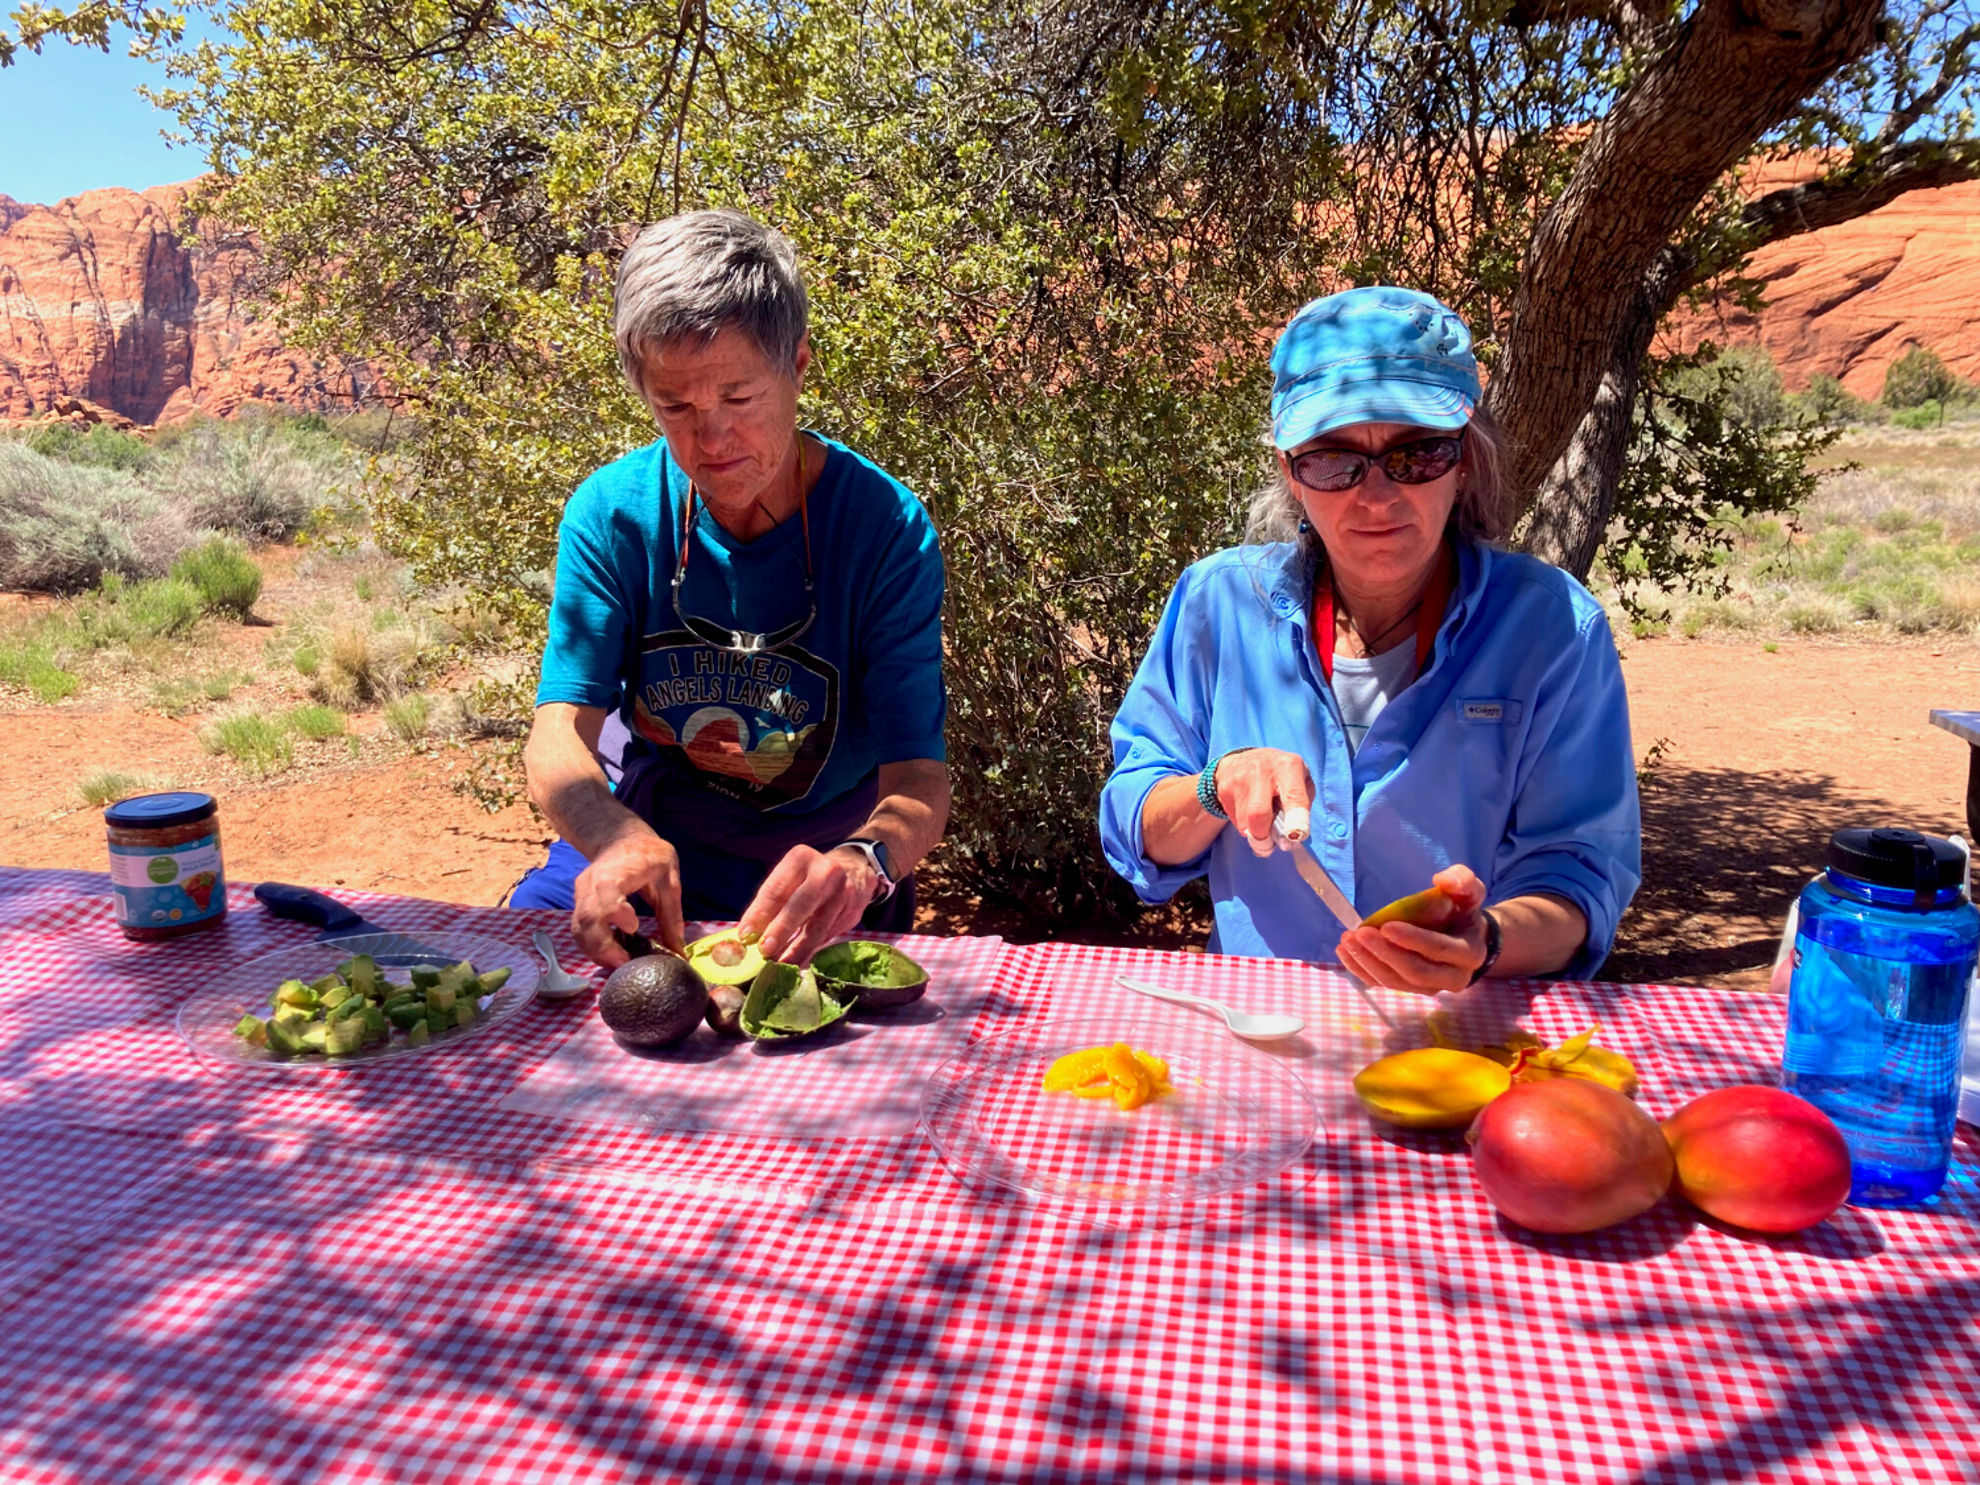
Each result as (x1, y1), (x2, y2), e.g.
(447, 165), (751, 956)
(1331, 640), (1419, 753)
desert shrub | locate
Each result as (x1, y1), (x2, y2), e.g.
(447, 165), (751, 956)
(1782, 599), (1847, 633)
(26, 423), (155, 473)
(1795, 374), (1881, 425)
(286, 702), (347, 738)
(115, 577), (204, 639)
(384, 692), (430, 741)
(1883, 347), (1963, 410)
(0, 444), (189, 591)
(199, 711), (294, 775)
(170, 537), (263, 619)
(148, 671), (238, 715)
(0, 638), (78, 702)
(309, 619), (437, 708)
(156, 420), (340, 541)
(1666, 344), (1789, 429)
(76, 770), (168, 807)
(1891, 400), (1945, 431)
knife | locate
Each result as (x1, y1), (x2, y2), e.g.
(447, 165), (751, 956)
(253, 883), (457, 966)
(1287, 842), (1363, 930)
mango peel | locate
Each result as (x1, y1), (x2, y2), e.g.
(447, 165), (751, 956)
(1353, 1048), (1512, 1128)
(1043, 1043), (1174, 1110)
(1493, 1024), (1640, 1097)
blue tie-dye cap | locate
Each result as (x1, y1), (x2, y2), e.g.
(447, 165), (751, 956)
(1269, 286), (1481, 450)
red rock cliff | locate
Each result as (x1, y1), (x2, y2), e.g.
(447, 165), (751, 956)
(0, 181), (367, 426)
(1664, 175), (1980, 398)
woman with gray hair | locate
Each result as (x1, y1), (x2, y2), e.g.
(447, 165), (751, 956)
(1100, 286), (1640, 989)
(515, 209), (951, 968)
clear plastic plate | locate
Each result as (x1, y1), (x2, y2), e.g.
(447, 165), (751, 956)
(175, 932), (539, 1075)
(919, 1016), (1319, 1212)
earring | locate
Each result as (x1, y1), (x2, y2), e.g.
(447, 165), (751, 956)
(1296, 517), (1311, 534)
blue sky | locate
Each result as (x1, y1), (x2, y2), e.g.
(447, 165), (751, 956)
(0, 39), (201, 204)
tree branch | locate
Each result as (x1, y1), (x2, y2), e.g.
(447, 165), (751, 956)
(1657, 136), (1980, 307)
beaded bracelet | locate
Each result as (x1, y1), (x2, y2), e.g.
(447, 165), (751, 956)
(1196, 748), (1253, 820)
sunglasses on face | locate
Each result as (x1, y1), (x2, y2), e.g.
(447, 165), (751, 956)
(1286, 431), (1465, 493)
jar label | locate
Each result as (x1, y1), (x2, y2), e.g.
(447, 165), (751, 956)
(108, 835), (225, 928)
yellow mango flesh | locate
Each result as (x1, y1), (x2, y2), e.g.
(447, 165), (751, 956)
(1044, 1043), (1174, 1109)
(1353, 1048), (1512, 1128)
(1362, 886), (1458, 930)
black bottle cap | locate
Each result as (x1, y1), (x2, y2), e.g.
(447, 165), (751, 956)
(1826, 828), (1965, 908)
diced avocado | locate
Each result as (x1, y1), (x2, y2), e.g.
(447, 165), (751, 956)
(407, 1020), (430, 1048)
(387, 1001), (427, 1031)
(426, 984), (457, 1014)
(339, 956), (384, 997)
(274, 979), (315, 1009)
(301, 1023), (329, 1052)
(328, 995), (368, 1024)
(474, 966), (512, 995)
(363, 1005), (388, 1042)
(426, 1011), (453, 1037)
(266, 1018), (307, 1057)
(233, 1014), (267, 1046)
(452, 999), (479, 1028)
(308, 972), (345, 995)
(381, 991), (418, 1012)
(325, 1016), (366, 1055)
(408, 965), (441, 989)
(320, 983), (354, 1010)
(272, 1003), (311, 1026)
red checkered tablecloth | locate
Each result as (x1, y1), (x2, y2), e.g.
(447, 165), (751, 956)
(1, 866), (1977, 1483)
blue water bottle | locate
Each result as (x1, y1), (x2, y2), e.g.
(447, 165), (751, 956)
(1782, 828), (1979, 1207)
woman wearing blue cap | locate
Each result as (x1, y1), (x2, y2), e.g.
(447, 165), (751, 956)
(1099, 287), (1641, 989)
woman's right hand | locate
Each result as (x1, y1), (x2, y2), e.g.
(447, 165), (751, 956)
(1213, 748), (1315, 857)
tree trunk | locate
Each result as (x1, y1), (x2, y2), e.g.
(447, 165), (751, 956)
(1488, 0), (1885, 576)
(1518, 293), (1660, 577)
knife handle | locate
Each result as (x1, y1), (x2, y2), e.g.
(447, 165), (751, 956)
(253, 882), (365, 935)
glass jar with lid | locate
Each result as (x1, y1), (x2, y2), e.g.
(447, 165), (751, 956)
(104, 792), (228, 940)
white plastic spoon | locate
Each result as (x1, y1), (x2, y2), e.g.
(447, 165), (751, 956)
(1115, 974), (1305, 1041)
(532, 929), (592, 1000)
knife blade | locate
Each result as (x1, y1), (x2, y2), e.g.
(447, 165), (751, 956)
(1287, 842), (1363, 930)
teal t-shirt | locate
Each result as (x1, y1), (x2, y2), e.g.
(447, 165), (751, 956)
(536, 435), (946, 815)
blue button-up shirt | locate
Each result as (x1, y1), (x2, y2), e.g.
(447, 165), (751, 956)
(1099, 537), (1641, 976)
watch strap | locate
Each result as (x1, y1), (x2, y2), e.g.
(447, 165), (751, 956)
(1468, 908), (1503, 986)
(840, 837), (896, 903)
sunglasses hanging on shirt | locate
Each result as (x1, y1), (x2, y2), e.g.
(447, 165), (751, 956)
(669, 438), (818, 656)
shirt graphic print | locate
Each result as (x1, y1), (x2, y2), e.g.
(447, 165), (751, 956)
(630, 633), (839, 807)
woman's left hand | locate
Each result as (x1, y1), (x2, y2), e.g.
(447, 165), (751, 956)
(1335, 864), (1488, 995)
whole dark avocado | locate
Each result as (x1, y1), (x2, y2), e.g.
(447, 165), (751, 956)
(599, 953), (708, 1048)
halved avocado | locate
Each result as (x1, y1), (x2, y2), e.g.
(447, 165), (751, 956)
(686, 930), (767, 988)
(811, 940), (930, 1011)
(738, 961), (855, 1040)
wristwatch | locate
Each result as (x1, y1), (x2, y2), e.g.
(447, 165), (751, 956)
(839, 837), (897, 903)
(1468, 908), (1503, 985)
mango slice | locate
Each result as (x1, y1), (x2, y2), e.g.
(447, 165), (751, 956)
(1042, 1042), (1174, 1110)
(1352, 1047), (1512, 1128)
(1363, 885), (1458, 930)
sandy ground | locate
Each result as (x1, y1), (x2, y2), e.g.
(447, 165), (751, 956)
(1, 635), (1973, 987)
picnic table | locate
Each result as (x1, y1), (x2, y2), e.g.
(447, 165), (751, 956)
(1929, 709), (1980, 844)
(1, 865), (1977, 1484)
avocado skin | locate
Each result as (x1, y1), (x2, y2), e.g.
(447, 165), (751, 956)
(599, 954), (708, 1048)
